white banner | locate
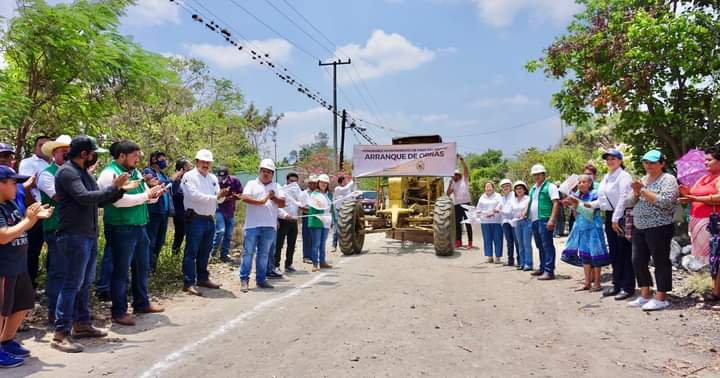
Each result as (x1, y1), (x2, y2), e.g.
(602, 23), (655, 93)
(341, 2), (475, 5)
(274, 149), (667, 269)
(352, 143), (457, 177)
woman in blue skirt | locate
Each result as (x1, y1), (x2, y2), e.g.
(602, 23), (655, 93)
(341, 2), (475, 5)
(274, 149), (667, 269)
(561, 174), (610, 292)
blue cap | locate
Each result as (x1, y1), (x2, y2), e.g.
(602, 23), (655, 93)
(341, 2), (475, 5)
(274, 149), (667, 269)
(641, 149), (663, 163)
(602, 149), (623, 160)
(0, 143), (13, 154)
(0, 166), (29, 183)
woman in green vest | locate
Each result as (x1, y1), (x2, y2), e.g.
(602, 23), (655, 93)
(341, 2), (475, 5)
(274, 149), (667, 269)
(308, 174), (333, 272)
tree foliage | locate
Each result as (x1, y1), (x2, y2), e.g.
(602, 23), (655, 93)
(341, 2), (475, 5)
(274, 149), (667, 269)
(527, 0), (720, 161)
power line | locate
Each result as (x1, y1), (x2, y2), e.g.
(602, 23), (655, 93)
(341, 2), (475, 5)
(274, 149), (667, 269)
(445, 115), (558, 137)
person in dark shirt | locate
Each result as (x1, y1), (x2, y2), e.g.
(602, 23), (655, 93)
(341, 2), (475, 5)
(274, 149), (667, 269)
(171, 159), (192, 255)
(142, 151), (177, 271)
(51, 136), (137, 353)
(213, 166), (243, 263)
(0, 166), (52, 368)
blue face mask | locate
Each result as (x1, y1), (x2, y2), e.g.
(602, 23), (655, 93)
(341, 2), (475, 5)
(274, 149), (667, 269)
(157, 160), (167, 170)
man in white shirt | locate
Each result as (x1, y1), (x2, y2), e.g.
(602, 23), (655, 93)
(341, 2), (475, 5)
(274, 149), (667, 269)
(446, 154), (473, 249)
(527, 164), (560, 280)
(18, 135), (51, 288)
(332, 175), (355, 252)
(180, 149), (229, 296)
(274, 172), (301, 273)
(239, 159), (286, 293)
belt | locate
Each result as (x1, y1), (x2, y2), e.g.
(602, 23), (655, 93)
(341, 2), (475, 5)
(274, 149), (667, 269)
(186, 209), (214, 221)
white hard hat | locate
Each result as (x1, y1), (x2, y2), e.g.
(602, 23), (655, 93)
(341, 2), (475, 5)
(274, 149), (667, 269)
(513, 180), (529, 191)
(259, 158), (276, 172)
(454, 169), (461, 175)
(499, 179), (512, 187)
(318, 174), (330, 183)
(530, 164), (546, 175)
(195, 149), (214, 162)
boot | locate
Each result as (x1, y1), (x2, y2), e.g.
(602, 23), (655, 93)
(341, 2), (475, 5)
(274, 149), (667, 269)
(241, 280), (249, 293)
(72, 323), (108, 339)
(51, 331), (84, 353)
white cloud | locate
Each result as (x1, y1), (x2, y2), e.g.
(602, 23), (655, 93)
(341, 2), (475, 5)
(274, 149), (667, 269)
(335, 30), (436, 84)
(184, 39), (292, 69)
(471, 0), (582, 28)
(470, 94), (537, 108)
(123, 0), (180, 26)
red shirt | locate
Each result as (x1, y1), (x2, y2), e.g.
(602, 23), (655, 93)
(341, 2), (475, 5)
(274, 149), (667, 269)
(690, 174), (720, 219)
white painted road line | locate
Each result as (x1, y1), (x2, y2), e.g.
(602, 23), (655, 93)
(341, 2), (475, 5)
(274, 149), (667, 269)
(140, 260), (346, 378)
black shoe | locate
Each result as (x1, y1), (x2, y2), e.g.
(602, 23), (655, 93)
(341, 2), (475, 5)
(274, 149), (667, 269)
(602, 287), (621, 297)
(614, 290), (633, 301)
(537, 273), (555, 281)
(530, 270), (544, 276)
(515, 265), (524, 270)
(285, 266), (297, 273)
(267, 271), (283, 279)
(257, 281), (274, 289)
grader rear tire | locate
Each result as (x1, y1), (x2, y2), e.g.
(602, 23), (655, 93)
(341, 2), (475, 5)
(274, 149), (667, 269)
(433, 196), (455, 256)
(338, 200), (365, 255)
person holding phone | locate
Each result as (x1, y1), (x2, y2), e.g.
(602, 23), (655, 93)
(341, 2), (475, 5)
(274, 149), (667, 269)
(213, 166), (243, 263)
(588, 149), (635, 300)
(171, 159), (192, 255)
(143, 151), (176, 272)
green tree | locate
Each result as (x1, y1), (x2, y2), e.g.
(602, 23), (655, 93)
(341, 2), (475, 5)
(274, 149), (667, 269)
(527, 0), (720, 161)
(464, 149), (507, 198)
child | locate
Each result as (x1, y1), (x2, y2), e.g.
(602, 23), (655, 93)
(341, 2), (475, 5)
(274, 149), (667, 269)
(561, 174), (610, 292)
(0, 166), (52, 368)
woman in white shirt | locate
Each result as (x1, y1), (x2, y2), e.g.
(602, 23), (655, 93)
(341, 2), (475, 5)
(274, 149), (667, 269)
(497, 179), (520, 266)
(590, 149), (635, 300)
(510, 181), (533, 271)
(476, 181), (504, 263)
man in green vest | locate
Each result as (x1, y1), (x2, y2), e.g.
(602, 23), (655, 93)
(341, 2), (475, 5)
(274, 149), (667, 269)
(97, 141), (165, 326)
(37, 135), (71, 325)
(527, 164), (560, 280)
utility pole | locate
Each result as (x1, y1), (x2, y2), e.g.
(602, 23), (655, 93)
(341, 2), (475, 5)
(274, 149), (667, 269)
(339, 110), (347, 171)
(319, 58), (351, 171)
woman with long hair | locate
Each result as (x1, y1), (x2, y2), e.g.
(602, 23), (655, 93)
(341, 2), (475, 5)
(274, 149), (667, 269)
(307, 174), (334, 272)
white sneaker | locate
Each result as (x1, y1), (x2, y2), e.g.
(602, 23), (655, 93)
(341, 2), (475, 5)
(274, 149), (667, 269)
(627, 297), (650, 308)
(273, 268), (283, 276)
(641, 299), (670, 311)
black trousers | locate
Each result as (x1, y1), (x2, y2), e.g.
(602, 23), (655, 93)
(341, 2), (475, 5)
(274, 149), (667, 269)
(276, 219), (298, 268)
(26, 220), (45, 289)
(604, 211), (635, 292)
(172, 214), (185, 253)
(454, 204), (473, 243)
(632, 224), (674, 293)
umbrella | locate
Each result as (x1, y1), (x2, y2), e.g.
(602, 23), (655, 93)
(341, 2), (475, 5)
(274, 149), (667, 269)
(676, 149), (706, 187)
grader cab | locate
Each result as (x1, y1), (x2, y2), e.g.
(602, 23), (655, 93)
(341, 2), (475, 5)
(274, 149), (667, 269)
(337, 135), (456, 256)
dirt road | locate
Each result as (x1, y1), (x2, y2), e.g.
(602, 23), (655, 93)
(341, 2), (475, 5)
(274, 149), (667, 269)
(9, 234), (720, 377)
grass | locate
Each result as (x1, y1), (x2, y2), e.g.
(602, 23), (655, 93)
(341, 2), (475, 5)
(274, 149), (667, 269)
(684, 272), (714, 296)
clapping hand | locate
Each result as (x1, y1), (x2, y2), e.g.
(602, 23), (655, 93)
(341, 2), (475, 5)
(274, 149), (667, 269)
(26, 203), (53, 222)
(112, 173), (130, 189)
(148, 184), (166, 199)
(678, 185), (691, 197)
(22, 174), (36, 191)
(218, 187), (230, 198)
(630, 180), (644, 195)
(121, 179), (141, 192)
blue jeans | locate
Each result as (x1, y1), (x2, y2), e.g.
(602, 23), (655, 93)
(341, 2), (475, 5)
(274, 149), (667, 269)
(332, 208), (339, 248)
(45, 231), (63, 320)
(213, 212), (235, 258)
(532, 219), (556, 274)
(514, 219), (533, 269)
(147, 212), (169, 271)
(240, 227), (276, 283)
(266, 239), (277, 272)
(183, 217), (215, 287)
(502, 223), (519, 264)
(107, 225), (150, 317)
(54, 233), (97, 333)
(310, 227), (329, 265)
(302, 217), (312, 260)
(96, 228), (112, 295)
(480, 223), (503, 257)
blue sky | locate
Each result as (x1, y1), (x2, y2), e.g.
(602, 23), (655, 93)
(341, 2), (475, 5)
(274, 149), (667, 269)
(0, 0), (583, 161)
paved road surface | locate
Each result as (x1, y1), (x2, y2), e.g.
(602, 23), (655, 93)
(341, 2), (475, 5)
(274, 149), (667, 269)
(10, 234), (720, 377)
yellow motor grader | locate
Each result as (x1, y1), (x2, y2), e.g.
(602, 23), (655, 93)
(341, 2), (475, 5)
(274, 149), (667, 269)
(337, 135), (456, 256)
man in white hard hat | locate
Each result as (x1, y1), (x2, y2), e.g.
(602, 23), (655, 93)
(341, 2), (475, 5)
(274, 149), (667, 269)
(498, 178), (520, 266)
(301, 175), (318, 264)
(239, 158), (285, 292)
(446, 154), (473, 249)
(180, 149), (230, 296)
(526, 164), (560, 280)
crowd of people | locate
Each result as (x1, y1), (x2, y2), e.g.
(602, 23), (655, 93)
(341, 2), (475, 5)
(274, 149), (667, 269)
(0, 134), (356, 368)
(450, 146), (712, 313)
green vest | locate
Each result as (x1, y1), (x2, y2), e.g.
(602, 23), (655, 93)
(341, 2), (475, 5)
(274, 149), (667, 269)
(40, 163), (59, 232)
(527, 180), (553, 220)
(102, 161), (149, 226)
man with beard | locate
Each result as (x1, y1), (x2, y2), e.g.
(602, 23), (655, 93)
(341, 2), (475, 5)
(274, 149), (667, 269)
(98, 141), (165, 326)
(52, 136), (137, 353)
